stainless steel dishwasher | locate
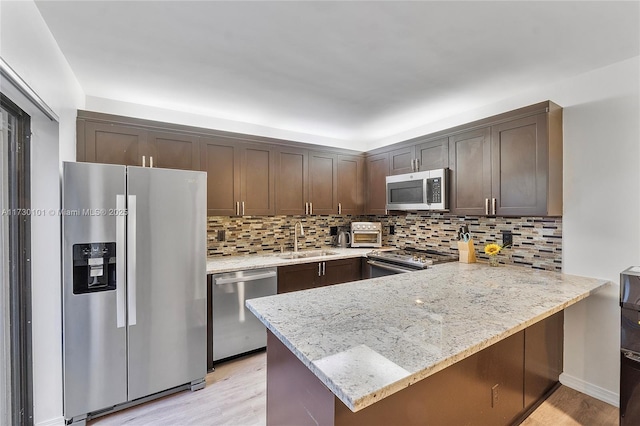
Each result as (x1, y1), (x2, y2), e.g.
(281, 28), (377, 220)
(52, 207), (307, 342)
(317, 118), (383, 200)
(211, 267), (277, 363)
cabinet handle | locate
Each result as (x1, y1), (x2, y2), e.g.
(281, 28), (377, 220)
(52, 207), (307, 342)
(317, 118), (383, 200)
(318, 263), (322, 277)
(150, 156), (154, 168)
(236, 201), (240, 216)
(485, 198), (489, 215)
(242, 201), (245, 216)
(142, 155), (146, 167)
(322, 261), (326, 276)
(338, 202), (342, 215)
(310, 202), (313, 215)
(411, 159), (415, 171)
(305, 202), (308, 215)
(492, 198), (497, 216)
(415, 158), (420, 171)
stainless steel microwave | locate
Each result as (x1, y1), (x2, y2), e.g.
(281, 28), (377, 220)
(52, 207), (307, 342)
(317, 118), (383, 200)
(386, 168), (449, 211)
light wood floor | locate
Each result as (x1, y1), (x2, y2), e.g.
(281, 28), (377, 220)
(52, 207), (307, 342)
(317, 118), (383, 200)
(90, 351), (617, 425)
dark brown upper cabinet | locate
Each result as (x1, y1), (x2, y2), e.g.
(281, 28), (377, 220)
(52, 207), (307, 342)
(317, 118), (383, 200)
(416, 137), (449, 171)
(448, 127), (492, 216)
(80, 121), (150, 166)
(337, 154), (364, 215)
(449, 103), (562, 216)
(276, 148), (350, 216)
(79, 121), (199, 170)
(388, 146), (415, 175)
(388, 137), (448, 175)
(365, 152), (389, 215)
(147, 131), (200, 170)
(276, 147), (309, 215)
(309, 151), (338, 215)
(201, 137), (275, 216)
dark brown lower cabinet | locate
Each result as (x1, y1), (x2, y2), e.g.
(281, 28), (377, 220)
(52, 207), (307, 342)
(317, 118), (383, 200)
(277, 258), (362, 294)
(266, 312), (564, 426)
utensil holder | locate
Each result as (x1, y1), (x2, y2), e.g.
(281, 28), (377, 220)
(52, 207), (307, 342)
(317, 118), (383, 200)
(457, 239), (476, 263)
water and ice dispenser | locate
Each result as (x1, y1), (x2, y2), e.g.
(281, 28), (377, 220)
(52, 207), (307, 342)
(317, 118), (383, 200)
(72, 242), (117, 294)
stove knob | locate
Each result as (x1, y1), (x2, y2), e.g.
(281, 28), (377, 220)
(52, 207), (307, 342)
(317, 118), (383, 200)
(420, 256), (427, 263)
(413, 255), (419, 261)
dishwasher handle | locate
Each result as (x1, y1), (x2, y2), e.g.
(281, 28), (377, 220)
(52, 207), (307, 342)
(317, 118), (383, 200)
(214, 270), (277, 285)
(367, 260), (417, 274)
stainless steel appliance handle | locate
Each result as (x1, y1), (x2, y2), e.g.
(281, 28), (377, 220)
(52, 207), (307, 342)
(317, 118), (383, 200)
(485, 198), (489, 215)
(624, 351), (640, 362)
(318, 262), (321, 277)
(492, 198), (497, 215)
(127, 194), (137, 326)
(367, 260), (416, 274)
(116, 194), (126, 328)
(242, 201), (245, 216)
(142, 155), (146, 167)
(214, 271), (277, 285)
(322, 261), (326, 275)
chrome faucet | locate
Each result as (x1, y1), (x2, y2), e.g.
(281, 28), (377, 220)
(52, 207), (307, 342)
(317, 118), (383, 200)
(294, 221), (305, 252)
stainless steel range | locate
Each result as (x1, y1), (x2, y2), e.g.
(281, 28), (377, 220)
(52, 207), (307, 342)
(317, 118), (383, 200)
(366, 248), (458, 277)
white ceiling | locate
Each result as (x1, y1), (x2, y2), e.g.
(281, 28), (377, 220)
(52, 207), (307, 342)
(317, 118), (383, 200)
(35, 1), (639, 147)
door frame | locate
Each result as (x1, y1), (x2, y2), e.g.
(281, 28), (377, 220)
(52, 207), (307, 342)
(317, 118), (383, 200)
(1, 93), (34, 425)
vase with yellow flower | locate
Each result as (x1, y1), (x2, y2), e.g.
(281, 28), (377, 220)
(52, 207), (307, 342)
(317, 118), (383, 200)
(484, 243), (503, 267)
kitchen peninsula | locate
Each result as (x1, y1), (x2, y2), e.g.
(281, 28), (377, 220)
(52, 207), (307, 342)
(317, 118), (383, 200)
(246, 263), (610, 425)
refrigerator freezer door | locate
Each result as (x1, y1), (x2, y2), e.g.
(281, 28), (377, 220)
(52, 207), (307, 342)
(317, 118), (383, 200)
(126, 167), (207, 400)
(62, 162), (127, 418)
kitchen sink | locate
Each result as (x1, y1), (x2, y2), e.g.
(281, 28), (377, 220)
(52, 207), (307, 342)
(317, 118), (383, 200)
(276, 250), (338, 259)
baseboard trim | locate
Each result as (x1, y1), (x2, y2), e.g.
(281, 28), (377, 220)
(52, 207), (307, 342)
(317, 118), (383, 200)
(36, 416), (65, 426)
(560, 372), (619, 407)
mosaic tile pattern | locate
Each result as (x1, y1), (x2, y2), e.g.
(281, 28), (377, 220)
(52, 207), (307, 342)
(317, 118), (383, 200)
(207, 213), (562, 271)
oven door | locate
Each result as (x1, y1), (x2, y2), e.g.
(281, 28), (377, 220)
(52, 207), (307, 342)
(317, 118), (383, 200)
(367, 260), (418, 278)
(351, 231), (381, 248)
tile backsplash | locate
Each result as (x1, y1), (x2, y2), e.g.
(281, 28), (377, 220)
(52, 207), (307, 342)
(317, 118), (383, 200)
(207, 213), (562, 271)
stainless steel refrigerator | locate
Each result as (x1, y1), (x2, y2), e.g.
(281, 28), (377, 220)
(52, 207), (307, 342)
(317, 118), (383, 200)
(62, 162), (207, 425)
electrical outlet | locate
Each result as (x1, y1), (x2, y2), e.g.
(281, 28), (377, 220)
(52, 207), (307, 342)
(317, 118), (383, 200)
(217, 230), (226, 242)
(330, 226), (338, 236)
(389, 225), (395, 235)
(502, 231), (513, 247)
(491, 384), (499, 408)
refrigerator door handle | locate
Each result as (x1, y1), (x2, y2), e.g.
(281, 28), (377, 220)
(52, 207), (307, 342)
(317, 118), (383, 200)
(116, 194), (126, 328)
(127, 194), (137, 326)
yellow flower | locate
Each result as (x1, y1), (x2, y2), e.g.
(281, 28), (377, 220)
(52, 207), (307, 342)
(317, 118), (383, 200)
(484, 243), (502, 256)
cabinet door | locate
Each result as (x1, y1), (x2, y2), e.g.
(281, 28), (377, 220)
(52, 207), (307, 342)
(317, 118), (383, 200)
(200, 137), (240, 216)
(524, 311), (563, 411)
(309, 151), (337, 215)
(147, 131), (200, 170)
(365, 153), (389, 215)
(449, 128), (492, 215)
(82, 122), (149, 166)
(337, 155), (364, 215)
(277, 263), (319, 294)
(492, 114), (548, 216)
(416, 137), (448, 171)
(388, 146), (415, 175)
(323, 258), (361, 286)
(241, 144), (276, 215)
(276, 148), (308, 215)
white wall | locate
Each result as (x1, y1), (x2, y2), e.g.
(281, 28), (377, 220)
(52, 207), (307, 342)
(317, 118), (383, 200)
(0, 1), (84, 425)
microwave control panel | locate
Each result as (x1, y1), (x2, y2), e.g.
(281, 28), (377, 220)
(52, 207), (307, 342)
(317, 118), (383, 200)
(427, 178), (441, 204)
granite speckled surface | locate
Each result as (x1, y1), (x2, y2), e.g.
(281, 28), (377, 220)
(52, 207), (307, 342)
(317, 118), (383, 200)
(245, 262), (610, 412)
(206, 247), (390, 274)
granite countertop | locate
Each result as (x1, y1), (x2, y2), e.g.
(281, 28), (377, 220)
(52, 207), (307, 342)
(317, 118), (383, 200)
(206, 247), (392, 274)
(246, 262), (611, 412)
